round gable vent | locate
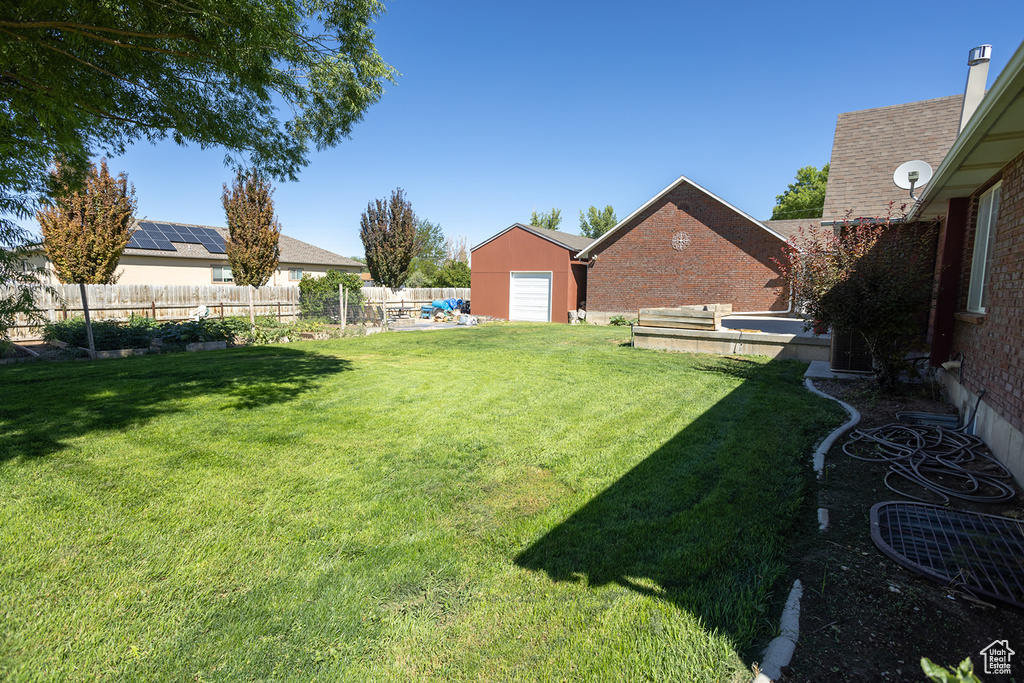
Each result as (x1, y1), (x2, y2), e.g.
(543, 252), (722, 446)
(671, 231), (691, 251)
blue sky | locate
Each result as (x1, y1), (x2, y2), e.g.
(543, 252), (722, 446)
(21, 1), (1024, 259)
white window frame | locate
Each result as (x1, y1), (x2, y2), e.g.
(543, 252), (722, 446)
(967, 181), (1001, 313)
(212, 265), (234, 283)
(288, 268), (303, 281)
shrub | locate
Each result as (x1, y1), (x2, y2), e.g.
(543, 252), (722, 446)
(298, 270), (363, 318)
(44, 315), (159, 350)
(773, 207), (939, 390)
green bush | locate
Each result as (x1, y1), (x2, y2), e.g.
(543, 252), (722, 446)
(298, 270), (363, 318)
(44, 315), (160, 350)
(41, 314), (357, 352)
(157, 319), (236, 345)
(608, 315), (636, 326)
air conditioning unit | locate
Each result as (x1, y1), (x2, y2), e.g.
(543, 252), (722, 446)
(830, 328), (873, 372)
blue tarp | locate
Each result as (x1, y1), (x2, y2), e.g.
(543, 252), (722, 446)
(432, 298), (464, 312)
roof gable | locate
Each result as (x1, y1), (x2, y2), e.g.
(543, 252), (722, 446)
(576, 175), (786, 259)
(822, 95), (962, 222)
(472, 223), (594, 254)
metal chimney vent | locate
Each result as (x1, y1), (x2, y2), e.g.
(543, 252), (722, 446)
(968, 44), (992, 66)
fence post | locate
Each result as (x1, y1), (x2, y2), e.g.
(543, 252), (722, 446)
(151, 301), (156, 319)
(341, 284), (347, 332)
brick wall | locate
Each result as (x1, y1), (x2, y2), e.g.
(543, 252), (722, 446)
(951, 150), (1024, 434)
(586, 183), (788, 314)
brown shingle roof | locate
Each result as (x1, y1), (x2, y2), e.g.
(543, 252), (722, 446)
(762, 218), (823, 241)
(822, 95), (963, 222)
(472, 223), (595, 254)
(121, 221), (361, 268)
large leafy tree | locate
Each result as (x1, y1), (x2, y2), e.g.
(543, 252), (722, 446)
(222, 169), (281, 287)
(0, 0), (395, 337)
(406, 218), (446, 285)
(774, 209), (938, 390)
(359, 188), (416, 289)
(37, 159), (137, 356)
(529, 208), (562, 231)
(0, 1), (396, 204)
(430, 260), (470, 288)
(770, 164), (829, 220)
(579, 205), (617, 239)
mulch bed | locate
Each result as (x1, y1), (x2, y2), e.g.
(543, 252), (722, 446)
(779, 378), (1024, 683)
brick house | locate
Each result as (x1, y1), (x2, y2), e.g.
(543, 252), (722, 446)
(909, 40), (1024, 485)
(577, 175), (798, 324)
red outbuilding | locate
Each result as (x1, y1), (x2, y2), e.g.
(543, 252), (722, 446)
(470, 224), (592, 323)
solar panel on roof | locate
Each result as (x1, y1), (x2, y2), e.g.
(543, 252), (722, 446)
(128, 221), (231, 254)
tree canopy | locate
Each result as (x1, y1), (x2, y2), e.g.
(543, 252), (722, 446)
(0, 0), (396, 222)
(579, 205), (617, 239)
(770, 164), (829, 220)
(37, 159), (136, 285)
(529, 209), (562, 231)
(359, 188), (416, 289)
(406, 218), (446, 285)
(222, 169), (281, 287)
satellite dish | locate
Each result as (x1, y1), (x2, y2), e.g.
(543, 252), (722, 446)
(893, 160), (933, 190)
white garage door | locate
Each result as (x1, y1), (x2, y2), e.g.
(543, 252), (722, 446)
(509, 272), (552, 322)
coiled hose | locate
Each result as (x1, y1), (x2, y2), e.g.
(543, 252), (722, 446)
(842, 391), (1016, 504)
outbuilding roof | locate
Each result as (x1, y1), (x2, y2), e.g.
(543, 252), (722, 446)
(121, 220), (361, 268)
(575, 174), (787, 259)
(822, 95), (963, 222)
(471, 223), (594, 254)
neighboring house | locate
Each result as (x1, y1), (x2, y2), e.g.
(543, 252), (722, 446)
(577, 175), (793, 323)
(821, 95), (963, 224)
(909, 40), (1024, 486)
(109, 220), (361, 286)
(470, 224), (591, 323)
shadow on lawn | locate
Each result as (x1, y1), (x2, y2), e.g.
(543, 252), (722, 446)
(0, 346), (353, 462)
(515, 358), (827, 654)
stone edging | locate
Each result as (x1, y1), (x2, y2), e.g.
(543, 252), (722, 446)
(751, 379), (861, 682)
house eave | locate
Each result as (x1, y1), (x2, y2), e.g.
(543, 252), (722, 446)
(909, 40), (1024, 220)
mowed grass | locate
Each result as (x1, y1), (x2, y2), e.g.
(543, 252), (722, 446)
(0, 323), (843, 682)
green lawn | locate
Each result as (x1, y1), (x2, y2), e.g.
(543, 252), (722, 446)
(0, 324), (843, 682)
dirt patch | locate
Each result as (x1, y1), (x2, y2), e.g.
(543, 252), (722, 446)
(780, 378), (1024, 683)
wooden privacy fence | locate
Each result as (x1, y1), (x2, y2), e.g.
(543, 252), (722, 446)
(4, 283), (300, 341)
(361, 287), (470, 303)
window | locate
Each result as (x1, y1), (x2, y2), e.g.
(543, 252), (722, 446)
(212, 265), (233, 283)
(289, 268), (303, 280)
(967, 182), (1001, 313)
